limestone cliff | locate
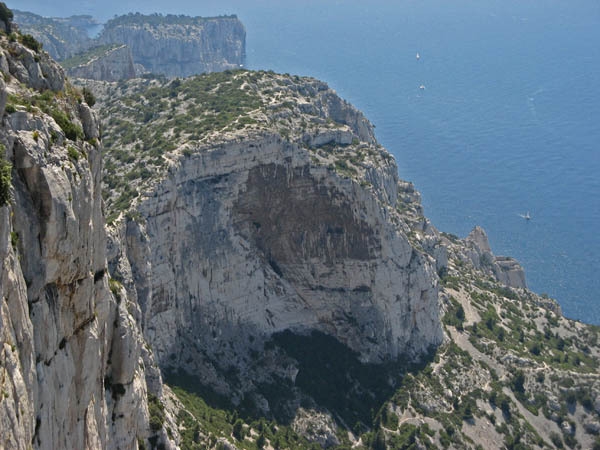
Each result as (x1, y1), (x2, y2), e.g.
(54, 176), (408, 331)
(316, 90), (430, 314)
(63, 44), (136, 82)
(14, 10), (246, 80)
(98, 13), (246, 77)
(0, 27), (172, 450)
(96, 71), (443, 420)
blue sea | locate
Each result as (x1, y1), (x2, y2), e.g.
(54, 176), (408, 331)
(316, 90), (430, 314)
(10, 0), (600, 324)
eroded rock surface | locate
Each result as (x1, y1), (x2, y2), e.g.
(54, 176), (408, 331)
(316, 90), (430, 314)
(0, 33), (171, 450)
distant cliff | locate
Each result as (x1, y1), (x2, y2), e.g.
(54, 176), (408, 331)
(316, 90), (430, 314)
(98, 13), (246, 77)
(12, 10), (94, 60)
(63, 44), (136, 82)
(13, 10), (246, 80)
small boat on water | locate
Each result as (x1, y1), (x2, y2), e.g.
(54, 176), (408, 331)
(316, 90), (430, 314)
(419, 84), (426, 90)
(416, 52), (420, 60)
(519, 212), (531, 220)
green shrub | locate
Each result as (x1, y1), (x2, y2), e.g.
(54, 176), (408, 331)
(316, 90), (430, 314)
(232, 418), (244, 441)
(148, 393), (165, 433)
(108, 279), (123, 302)
(82, 87), (96, 107)
(9, 231), (18, 250)
(0, 2), (13, 29)
(550, 432), (563, 448)
(444, 297), (466, 329)
(67, 146), (80, 161)
(0, 157), (11, 207)
(19, 34), (42, 52)
(256, 432), (266, 448)
(511, 370), (525, 394)
(51, 109), (83, 141)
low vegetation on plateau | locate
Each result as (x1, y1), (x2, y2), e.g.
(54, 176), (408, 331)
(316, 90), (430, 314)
(96, 69), (391, 220)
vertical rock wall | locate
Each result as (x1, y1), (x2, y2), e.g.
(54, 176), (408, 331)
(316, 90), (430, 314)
(0, 36), (167, 450)
(110, 132), (443, 406)
(98, 15), (246, 77)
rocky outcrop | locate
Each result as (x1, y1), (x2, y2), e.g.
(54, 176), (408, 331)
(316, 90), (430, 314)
(65, 44), (136, 82)
(465, 226), (527, 288)
(1, 38), (64, 92)
(98, 13), (246, 77)
(0, 33), (171, 450)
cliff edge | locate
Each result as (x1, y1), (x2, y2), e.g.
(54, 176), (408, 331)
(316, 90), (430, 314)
(95, 70), (600, 449)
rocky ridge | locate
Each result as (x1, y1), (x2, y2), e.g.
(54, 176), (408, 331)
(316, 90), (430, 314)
(13, 10), (246, 81)
(97, 71), (444, 421)
(0, 24), (175, 450)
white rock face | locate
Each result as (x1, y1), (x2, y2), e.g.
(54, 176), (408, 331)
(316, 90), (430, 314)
(466, 226), (527, 289)
(98, 15), (246, 77)
(0, 38), (169, 450)
(3, 42), (64, 91)
(67, 45), (136, 82)
(109, 97), (443, 407)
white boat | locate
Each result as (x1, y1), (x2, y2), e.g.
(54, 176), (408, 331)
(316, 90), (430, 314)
(519, 212), (531, 220)
(416, 52), (420, 60)
(419, 84), (426, 90)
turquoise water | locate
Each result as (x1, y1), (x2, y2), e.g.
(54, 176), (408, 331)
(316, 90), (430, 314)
(11, 0), (600, 324)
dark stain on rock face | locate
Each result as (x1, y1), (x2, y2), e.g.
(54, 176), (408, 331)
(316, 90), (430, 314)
(233, 164), (380, 274)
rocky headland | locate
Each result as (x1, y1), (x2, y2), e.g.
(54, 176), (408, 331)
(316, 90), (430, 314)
(1, 6), (600, 450)
(12, 10), (246, 81)
(97, 13), (246, 77)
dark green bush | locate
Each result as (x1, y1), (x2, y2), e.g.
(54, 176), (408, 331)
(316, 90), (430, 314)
(0, 2), (13, 29)
(511, 370), (525, 394)
(232, 419), (244, 441)
(19, 34), (42, 52)
(67, 146), (80, 161)
(550, 432), (563, 448)
(51, 109), (83, 141)
(148, 393), (165, 433)
(0, 156), (11, 207)
(82, 87), (96, 107)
